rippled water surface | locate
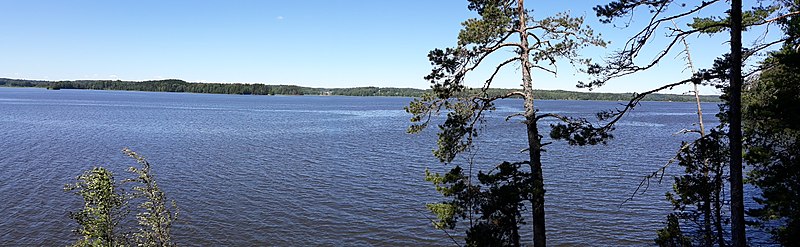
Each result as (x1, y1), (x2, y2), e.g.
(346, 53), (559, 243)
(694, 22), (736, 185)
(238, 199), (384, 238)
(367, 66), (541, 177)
(1, 87), (756, 246)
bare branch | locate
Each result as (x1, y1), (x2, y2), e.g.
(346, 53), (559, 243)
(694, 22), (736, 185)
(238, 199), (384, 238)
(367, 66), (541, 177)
(676, 128), (703, 135)
(483, 42), (525, 53)
(605, 23), (728, 81)
(598, 77), (696, 130)
(584, 1), (723, 89)
(531, 64), (557, 75)
(744, 38), (789, 62)
(621, 142), (693, 206)
(535, 113), (571, 122)
(484, 57), (521, 90)
(527, 32), (543, 48)
(460, 42), (524, 78)
(505, 112), (525, 121)
(475, 91), (526, 102)
(758, 10), (800, 24)
(623, 0), (719, 56)
(413, 208), (462, 247)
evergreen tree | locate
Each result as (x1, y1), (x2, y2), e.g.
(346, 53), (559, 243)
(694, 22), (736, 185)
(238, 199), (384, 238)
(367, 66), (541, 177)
(592, 1), (798, 245)
(744, 38), (800, 245)
(407, 1), (609, 245)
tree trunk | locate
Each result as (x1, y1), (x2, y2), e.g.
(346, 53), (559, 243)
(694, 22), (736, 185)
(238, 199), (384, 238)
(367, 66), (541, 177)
(715, 168), (727, 247)
(512, 219), (521, 247)
(682, 32), (714, 247)
(527, 120), (546, 247)
(516, 0), (546, 246)
(703, 193), (713, 246)
(729, 0), (746, 246)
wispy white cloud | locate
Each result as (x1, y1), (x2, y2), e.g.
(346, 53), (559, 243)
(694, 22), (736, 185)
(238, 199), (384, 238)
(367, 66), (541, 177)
(276, 16), (284, 20)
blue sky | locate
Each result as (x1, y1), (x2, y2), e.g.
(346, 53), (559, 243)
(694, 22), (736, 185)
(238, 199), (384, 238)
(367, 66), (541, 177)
(0, 1), (782, 94)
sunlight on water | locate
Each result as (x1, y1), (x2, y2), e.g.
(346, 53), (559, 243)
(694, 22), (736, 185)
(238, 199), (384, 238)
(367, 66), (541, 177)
(0, 88), (767, 246)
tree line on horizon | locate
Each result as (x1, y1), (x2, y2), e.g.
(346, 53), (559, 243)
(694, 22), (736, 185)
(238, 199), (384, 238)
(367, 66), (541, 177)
(0, 77), (720, 102)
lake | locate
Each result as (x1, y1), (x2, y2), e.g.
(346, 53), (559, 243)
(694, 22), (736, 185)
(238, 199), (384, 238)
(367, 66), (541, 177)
(0, 87), (759, 246)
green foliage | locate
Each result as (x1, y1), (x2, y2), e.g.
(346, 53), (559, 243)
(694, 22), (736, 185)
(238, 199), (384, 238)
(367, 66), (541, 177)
(459, 2), (512, 45)
(744, 46), (800, 246)
(689, 6), (779, 34)
(549, 118), (613, 146)
(64, 167), (127, 247)
(593, 0), (671, 24)
(424, 162), (532, 247)
(592, 1), (800, 246)
(424, 167), (470, 230)
(465, 161), (533, 246)
(65, 149), (178, 247)
(434, 101), (482, 163)
(0, 78), (422, 97)
(409, 1), (613, 245)
(124, 149), (178, 247)
(0, 77), (719, 102)
(655, 214), (693, 247)
(660, 130), (730, 246)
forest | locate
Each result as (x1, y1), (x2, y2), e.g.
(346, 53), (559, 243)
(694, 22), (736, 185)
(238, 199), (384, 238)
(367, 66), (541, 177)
(0, 77), (720, 102)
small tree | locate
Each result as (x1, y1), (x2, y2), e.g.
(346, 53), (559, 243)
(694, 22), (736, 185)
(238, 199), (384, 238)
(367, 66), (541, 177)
(64, 167), (128, 247)
(124, 148), (179, 247)
(65, 149), (178, 247)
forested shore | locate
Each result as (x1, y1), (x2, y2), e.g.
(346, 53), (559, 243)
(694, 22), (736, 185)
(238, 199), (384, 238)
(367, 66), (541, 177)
(0, 78), (720, 102)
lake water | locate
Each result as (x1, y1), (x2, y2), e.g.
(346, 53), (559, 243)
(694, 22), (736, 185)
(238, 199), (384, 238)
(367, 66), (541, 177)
(0, 87), (761, 246)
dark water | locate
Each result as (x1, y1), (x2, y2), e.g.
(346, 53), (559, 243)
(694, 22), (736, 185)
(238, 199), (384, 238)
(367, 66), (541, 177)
(0, 87), (762, 246)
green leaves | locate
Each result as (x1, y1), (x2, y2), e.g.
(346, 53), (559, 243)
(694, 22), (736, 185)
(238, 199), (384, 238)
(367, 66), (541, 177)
(655, 214), (693, 247)
(594, 0), (672, 24)
(425, 48), (470, 100)
(689, 6), (780, 34)
(124, 148), (178, 247)
(657, 129), (730, 246)
(410, 1), (609, 245)
(743, 45), (800, 245)
(425, 203), (458, 230)
(549, 119), (614, 146)
(65, 167), (126, 247)
(423, 162), (532, 246)
(434, 100), (481, 163)
(424, 166), (474, 230)
(65, 149), (177, 247)
(405, 93), (439, 134)
(458, 3), (511, 46)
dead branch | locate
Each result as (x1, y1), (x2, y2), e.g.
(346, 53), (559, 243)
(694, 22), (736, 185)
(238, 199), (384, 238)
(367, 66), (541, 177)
(484, 57), (521, 90)
(413, 207), (462, 247)
(621, 142), (693, 206)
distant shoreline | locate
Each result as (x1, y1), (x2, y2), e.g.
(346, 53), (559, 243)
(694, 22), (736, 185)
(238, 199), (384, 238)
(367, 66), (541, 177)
(0, 78), (721, 102)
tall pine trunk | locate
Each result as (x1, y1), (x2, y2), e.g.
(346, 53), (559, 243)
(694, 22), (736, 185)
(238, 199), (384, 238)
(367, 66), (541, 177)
(517, 1), (546, 245)
(729, 0), (746, 245)
(527, 120), (546, 247)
